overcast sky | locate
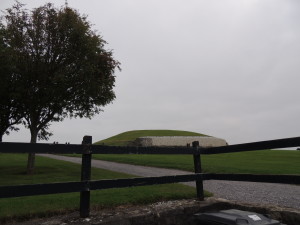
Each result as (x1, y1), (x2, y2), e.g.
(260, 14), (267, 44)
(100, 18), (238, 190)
(1, 0), (300, 145)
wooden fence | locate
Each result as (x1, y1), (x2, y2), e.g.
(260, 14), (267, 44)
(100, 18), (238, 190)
(0, 136), (300, 218)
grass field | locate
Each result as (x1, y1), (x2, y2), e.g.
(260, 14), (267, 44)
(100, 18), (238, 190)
(0, 154), (206, 222)
(93, 150), (300, 175)
(93, 130), (300, 175)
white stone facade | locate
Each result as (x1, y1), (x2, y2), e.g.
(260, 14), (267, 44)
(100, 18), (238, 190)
(135, 136), (228, 147)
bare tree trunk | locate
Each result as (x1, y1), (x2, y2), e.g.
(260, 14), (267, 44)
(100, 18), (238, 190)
(27, 130), (37, 174)
(0, 129), (5, 142)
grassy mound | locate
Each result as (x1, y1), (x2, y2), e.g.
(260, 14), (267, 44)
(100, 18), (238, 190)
(94, 129), (208, 146)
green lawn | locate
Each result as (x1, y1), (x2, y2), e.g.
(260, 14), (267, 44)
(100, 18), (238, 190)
(92, 150), (300, 175)
(0, 154), (207, 223)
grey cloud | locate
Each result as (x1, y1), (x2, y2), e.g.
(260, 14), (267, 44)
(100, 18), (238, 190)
(2, 0), (300, 145)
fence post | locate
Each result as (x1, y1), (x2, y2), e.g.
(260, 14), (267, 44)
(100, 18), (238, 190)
(80, 135), (92, 218)
(193, 141), (204, 200)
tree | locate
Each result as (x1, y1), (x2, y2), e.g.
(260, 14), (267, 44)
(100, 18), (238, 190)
(1, 2), (120, 173)
(0, 25), (23, 142)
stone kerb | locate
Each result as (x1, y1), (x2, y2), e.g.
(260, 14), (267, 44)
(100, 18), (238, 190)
(134, 136), (228, 147)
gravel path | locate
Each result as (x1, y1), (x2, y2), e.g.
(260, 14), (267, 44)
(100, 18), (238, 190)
(39, 154), (300, 210)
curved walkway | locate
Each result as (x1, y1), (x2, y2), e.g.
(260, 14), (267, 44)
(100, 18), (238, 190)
(39, 154), (300, 210)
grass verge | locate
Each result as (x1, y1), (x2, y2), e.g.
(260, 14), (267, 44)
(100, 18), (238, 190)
(92, 150), (300, 175)
(0, 154), (209, 223)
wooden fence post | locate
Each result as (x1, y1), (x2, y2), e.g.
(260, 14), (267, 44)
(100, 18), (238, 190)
(80, 135), (92, 218)
(193, 141), (204, 200)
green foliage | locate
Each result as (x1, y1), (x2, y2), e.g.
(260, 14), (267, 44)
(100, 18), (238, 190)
(0, 24), (22, 141)
(1, 2), (120, 141)
(0, 154), (205, 222)
(95, 129), (208, 146)
(93, 150), (300, 175)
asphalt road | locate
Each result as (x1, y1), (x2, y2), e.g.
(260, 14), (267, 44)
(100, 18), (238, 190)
(39, 154), (300, 210)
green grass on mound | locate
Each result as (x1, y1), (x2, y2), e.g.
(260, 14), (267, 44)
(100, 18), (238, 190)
(0, 154), (207, 223)
(95, 129), (208, 146)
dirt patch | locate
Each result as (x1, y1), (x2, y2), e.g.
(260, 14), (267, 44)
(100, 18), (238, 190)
(5, 198), (300, 225)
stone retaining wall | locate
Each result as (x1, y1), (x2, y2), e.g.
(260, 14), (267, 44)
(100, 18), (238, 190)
(134, 136), (228, 147)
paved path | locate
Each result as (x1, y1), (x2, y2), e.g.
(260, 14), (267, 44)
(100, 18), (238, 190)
(39, 154), (300, 210)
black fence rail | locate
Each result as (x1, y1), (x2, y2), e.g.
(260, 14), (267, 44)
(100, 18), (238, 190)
(2, 136), (300, 154)
(0, 136), (300, 218)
